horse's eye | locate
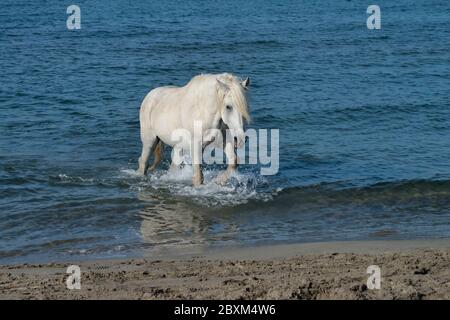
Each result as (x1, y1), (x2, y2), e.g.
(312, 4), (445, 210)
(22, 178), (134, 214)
(226, 105), (232, 111)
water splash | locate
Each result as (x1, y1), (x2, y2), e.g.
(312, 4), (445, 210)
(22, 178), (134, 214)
(120, 164), (275, 207)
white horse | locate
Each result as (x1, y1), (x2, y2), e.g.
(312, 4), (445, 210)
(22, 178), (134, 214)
(138, 73), (251, 186)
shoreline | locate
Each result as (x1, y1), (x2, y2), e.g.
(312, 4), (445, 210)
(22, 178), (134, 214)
(147, 238), (450, 261)
(1, 238), (449, 299)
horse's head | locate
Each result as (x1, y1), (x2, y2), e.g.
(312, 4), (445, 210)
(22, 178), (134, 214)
(217, 75), (251, 148)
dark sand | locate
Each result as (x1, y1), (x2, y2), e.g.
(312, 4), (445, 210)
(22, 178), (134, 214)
(1, 239), (449, 300)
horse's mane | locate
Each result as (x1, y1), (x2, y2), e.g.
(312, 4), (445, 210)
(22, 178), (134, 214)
(187, 73), (251, 123)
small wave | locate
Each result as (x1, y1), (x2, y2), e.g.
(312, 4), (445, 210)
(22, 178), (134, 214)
(257, 178), (450, 209)
(48, 169), (450, 211)
(49, 173), (98, 185)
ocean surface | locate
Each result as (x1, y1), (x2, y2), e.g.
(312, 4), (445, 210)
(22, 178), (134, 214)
(1, 0), (449, 264)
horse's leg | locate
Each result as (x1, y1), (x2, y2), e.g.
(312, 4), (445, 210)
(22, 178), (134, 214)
(192, 163), (203, 186)
(170, 144), (183, 171)
(191, 139), (205, 186)
(149, 140), (163, 171)
(138, 135), (159, 175)
(191, 137), (218, 186)
(216, 141), (237, 185)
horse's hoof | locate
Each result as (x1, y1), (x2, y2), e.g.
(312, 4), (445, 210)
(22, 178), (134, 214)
(215, 172), (229, 185)
(137, 168), (147, 176)
(192, 175), (204, 187)
(192, 180), (203, 187)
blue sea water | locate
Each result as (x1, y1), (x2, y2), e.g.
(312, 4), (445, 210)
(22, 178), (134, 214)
(1, 0), (449, 264)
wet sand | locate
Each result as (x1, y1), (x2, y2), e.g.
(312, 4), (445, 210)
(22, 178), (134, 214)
(1, 239), (449, 300)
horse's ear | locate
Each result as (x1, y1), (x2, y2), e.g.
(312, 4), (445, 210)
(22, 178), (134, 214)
(216, 79), (229, 93)
(242, 77), (250, 89)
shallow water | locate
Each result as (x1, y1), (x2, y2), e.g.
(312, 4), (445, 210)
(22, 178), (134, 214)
(1, 0), (450, 263)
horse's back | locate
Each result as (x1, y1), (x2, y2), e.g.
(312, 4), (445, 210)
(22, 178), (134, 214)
(141, 85), (179, 111)
(141, 74), (217, 114)
(139, 85), (186, 144)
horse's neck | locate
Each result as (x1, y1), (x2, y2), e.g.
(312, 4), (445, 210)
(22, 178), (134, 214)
(182, 83), (223, 130)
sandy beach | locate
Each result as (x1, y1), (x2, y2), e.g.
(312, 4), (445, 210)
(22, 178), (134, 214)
(1, 239), (449, 300)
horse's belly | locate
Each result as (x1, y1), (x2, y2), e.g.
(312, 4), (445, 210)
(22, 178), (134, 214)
(143, 86), (218, 150)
